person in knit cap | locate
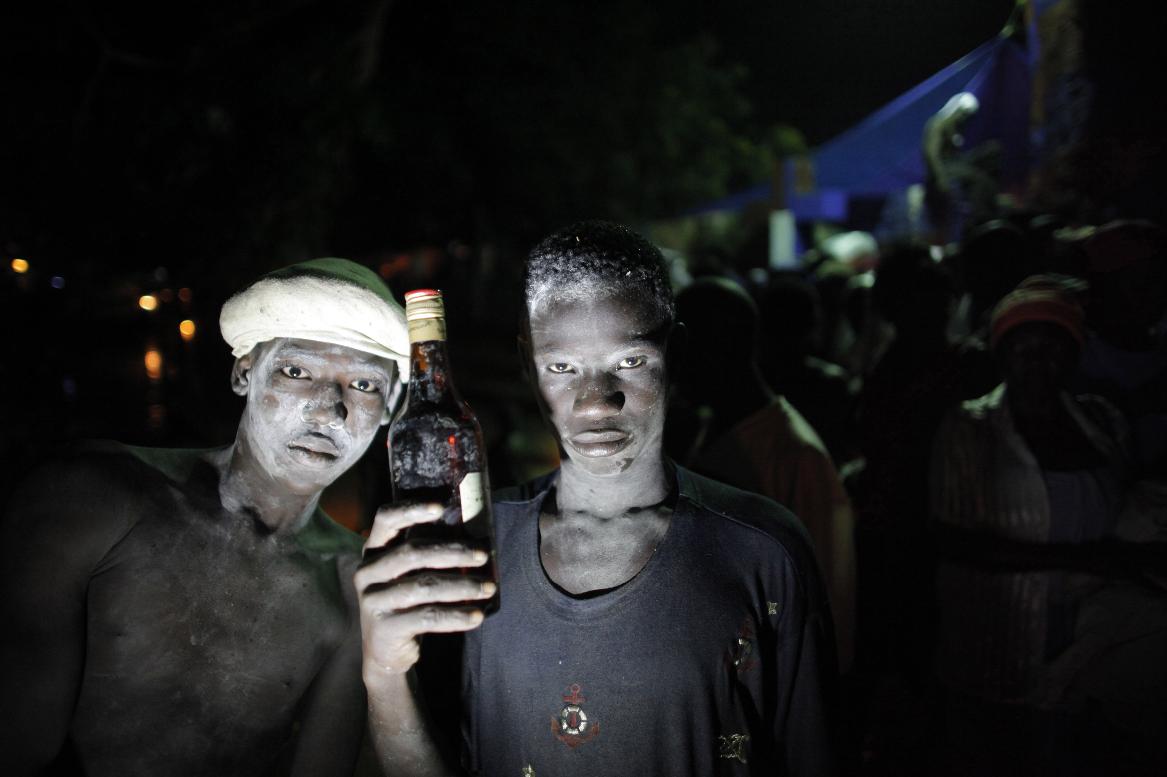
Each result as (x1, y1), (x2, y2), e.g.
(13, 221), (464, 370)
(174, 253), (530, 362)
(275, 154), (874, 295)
(929, 274), (1148, 773)
(0, 258), (409, 776)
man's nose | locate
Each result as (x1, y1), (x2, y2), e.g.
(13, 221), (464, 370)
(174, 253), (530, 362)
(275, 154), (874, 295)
(572, 375), (624, 418)
(302, 383), (347, 428)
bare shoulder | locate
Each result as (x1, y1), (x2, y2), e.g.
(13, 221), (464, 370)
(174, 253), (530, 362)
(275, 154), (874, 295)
(2, 441), (209, 562)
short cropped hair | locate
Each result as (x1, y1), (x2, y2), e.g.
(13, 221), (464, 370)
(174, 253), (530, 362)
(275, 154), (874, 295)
(524, 220), (674, 328)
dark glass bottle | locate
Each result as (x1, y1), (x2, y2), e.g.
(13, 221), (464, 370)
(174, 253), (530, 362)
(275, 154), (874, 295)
(389, 289), (499, 614)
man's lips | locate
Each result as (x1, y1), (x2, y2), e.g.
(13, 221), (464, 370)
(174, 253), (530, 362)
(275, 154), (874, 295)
(568, 428), (632, 457)
(288, 433), (341, 459)
(571, 429), (628, 443)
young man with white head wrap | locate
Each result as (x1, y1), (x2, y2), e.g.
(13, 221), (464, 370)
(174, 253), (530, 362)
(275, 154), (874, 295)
(0, 258), (409, 777)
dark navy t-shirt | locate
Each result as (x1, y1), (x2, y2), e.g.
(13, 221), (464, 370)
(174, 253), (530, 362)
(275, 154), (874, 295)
(461, 467), (838, 776)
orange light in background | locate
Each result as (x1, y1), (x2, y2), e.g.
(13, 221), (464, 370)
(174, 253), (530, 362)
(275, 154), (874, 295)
(378, 254), (410, 279)
(139, 294), (159, 312)
(11, 258), (29, 273)
(159, 288), (174, 303)
(144, 348), (163, 381)
(177, 287), (192, 303)
(179, 319), (196, 341)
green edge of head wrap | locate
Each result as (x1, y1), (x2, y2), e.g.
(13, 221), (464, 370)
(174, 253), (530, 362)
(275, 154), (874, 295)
(262, 257), (395, 304)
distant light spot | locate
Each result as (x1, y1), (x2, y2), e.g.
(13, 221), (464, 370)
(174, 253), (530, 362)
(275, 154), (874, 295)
(139, 294), (159, 312)
(50, 275), (65, 289)
(144, 348), (163, 380)
(10, 258), (29, 273)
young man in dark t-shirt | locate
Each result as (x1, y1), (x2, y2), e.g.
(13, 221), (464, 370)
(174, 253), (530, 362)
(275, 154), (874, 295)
(357, 222), (840, 776)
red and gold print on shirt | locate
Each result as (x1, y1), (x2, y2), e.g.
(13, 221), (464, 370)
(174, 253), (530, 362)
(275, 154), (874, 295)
(550, 683), (600, 748)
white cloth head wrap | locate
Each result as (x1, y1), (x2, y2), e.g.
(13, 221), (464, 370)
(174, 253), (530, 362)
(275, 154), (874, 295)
(220, 257), (409, 381)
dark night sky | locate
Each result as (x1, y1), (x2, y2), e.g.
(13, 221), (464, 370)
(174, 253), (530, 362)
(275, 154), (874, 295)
(676, 0), (1017, 143)
(0, 0), (1030, 471)
(2, 1), (1017, 269)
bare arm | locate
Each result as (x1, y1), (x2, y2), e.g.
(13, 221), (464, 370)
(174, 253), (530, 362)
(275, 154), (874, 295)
(288, 632), (366, 777)
(355, 503), (493, 777)
(0, 462), (129, 774)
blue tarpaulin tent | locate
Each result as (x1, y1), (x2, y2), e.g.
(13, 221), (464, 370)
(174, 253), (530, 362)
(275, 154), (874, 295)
(688, 23), (1038, 225)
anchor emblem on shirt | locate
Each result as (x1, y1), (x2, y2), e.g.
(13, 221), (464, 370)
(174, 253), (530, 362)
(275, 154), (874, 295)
(551, 683), (600, 748)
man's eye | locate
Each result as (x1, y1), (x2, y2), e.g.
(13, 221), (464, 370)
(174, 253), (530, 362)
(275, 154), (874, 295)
(281, 365), (309, 379)
(618, 356), (646, 369)
(350, 378), (380, 394)
(546, 363), (574, 374)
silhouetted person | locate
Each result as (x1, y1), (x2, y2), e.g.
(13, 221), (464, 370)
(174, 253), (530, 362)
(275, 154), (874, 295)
(757, 274), (859, 465)
(931, 276), (1164, 775)
(853, 244), (995, 680)
(956, 219), (1036, 335)
(671, 276), (856, 672)
(923, 92), (1002, 240)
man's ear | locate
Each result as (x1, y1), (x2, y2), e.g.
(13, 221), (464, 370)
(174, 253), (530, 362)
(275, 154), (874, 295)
(231, 352), (255, 397)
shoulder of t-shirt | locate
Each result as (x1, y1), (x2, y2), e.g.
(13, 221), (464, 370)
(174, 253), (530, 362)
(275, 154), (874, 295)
(775, 397), (833, 458)
(677, 467), (819, 580)
(727, 399), (832, 462)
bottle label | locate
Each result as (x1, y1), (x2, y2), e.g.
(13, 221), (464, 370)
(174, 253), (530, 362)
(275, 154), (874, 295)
(459, 471), (486, 522)
(408, 317), (446, 343)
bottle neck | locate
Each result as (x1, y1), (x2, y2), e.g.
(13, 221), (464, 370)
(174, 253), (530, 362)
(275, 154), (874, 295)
(407, 337), (458, 405)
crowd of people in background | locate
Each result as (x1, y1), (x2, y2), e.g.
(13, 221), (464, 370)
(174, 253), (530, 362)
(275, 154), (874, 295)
(663, 215), (1167, 775)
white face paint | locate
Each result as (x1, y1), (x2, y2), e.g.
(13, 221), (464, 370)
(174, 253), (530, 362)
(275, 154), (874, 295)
(237, 338), (394, 494)
(527, 292), (671, 480)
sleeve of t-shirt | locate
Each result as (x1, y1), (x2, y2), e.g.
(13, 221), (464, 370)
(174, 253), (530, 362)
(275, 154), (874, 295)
(768, 548), (842, 777)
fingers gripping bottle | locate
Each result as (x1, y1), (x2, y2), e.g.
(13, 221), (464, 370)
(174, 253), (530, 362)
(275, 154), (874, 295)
(389, 289), (499, 614)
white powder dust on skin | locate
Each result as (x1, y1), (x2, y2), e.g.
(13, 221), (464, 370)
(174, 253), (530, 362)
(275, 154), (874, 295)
(527, 292), (673, 516)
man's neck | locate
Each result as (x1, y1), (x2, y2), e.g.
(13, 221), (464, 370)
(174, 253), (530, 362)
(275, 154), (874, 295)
(209, 441), (322, 535)
(556, 453), (672, 519)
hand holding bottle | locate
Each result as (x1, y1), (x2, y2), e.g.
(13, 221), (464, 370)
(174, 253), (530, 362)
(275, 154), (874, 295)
(358, 289), (499, 683)
(355, 502), (495, 678)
